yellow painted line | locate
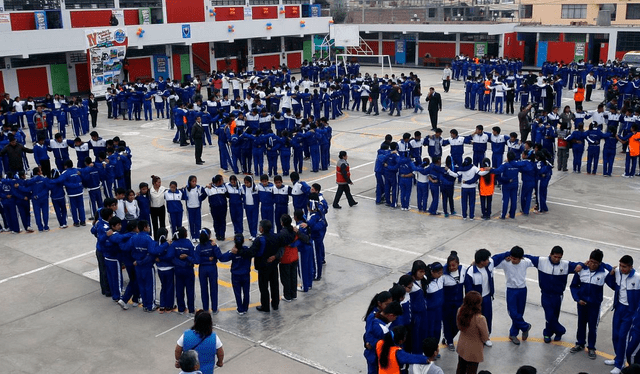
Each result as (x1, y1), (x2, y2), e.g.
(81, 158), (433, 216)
(193, 263), (258, 287)
(219, 302), (261, 312)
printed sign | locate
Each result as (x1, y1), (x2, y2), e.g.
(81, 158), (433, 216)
(474, 42), (487, 57)
(182, 24), (191, 39)
(574, 42), (585, 61)
(395, 40), (406, 64)
(140, 8), (151, 25)
(85, 27), (128, 96)
(153, 55), (169, 80)
(34, 11), (47, 30)
(0, 14), (11, 23)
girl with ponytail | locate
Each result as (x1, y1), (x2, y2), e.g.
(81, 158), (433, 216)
(195, 227), (221, 314)
(442, 251), (467, 351)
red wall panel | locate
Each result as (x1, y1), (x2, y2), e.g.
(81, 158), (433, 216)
(503, 32), (525, 60)
(252, 6), (278, 20)
(216, 58), (238, 73)
(381, 41), (395, 57)
(75, 63), (90, 93)
(460, 43), (474, 57)
(10, 12), (36, 31)
(172, 54), (182, 81)
(166, 0), (204, 23)
(418, 42), (455, 59)
(17, 67), (49, 98)
(124, 9), (140, 25)
(127, 58), (152, 81)
(70, 10), (111, 28)
(285, 6), (300, 18)
(616, 51), (626, 60)
(192, 43), (211, 73)
(287, 52), (302, 69)
(213, 7), (244, 21)
(599, 43), (609, 63)
(254, 54), (280, 70)
(363, 40), (379, 54)
(546, 42), (576, 64)
(0, 71), (5, 94)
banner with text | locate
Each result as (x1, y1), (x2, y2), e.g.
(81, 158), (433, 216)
(85, 27), (128, 96)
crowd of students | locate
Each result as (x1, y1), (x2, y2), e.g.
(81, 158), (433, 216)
(0, 128), (131, 232)
(91, 170), (329, 316)
(364, 247), (640, 374)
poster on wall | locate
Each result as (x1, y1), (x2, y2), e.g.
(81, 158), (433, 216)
(474, 42), (487, 57)
(85, 27), (128, 96)
(153, 55), (169, 80)
(34, 11), (47, 30)
(574, 43), (585, 61)
(139, 8), (151, 25)
(395, 40), (406, 64)
(0, 14), (10, 23)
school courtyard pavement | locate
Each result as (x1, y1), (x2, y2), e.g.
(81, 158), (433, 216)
(1, 67), (638, 374)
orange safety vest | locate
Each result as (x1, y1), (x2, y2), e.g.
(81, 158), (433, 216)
(376, 340), (401, 374)
(479, 167), (495, 197)
(336, 161), (350, 184)
(230, 119), (237, 135)
(574, 88), (585, 102)
(629, 132), (640, 157)
(484, 80), (491, 95)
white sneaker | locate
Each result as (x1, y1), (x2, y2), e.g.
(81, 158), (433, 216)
(249, 236), (255, 241)
(604, 360), (615, 366)
(117, 299), (129, 310)
(60, 224), (68, 229)
(610, 368), (621, 374)
(484, 340), (493, 347)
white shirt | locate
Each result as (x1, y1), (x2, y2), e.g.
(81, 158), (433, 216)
(495, 257), (534, 289)
(116, 199), (126, 219)
(620, 273), (629, 306)
(177, 333), (222, 349)
(149, 185), (167, 208)
(185, 186), (203, 209)
(479, 267), (490, 297)
(442, 68), (452, 81)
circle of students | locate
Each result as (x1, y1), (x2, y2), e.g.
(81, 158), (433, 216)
(365, 247), (640, 374)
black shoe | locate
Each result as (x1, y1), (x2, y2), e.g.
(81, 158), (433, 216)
(180, 143), (189, 147)
(314, 276), (322, 281)
(272, 305), (279, 311)
(569, 344), (585, 353)
(256, 306), (270, 313)
(333, 205), (342, 209)
(349, 201), (358, 207)
(196, 161), (204, 165)
(80, 221), (86, 226)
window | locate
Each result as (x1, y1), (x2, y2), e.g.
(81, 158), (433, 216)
(283, 0), (309, 3)
(520, 4), (532, 19)
(418, 33), (456, 41)
(4, 0), (60, 10)
(539, 33), (560, 42)
(211, 0), (245, 5)
(127, 45), (166, 58)
(617, 32), (640, 51)
(564, 33), (586, 43)
(251, 38), (280, 55)
(249, 0), (278, 4)
(284, 37), (304, 51)
(65, 0), (115, 8)
(627, 4), (640, 19)
(561, 4), (586, 19)
(428, 8), (436, 18)
(119, 0), (163, 7)
(11, 52), (66, 68)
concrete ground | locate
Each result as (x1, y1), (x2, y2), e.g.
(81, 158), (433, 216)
(1, 66), (638, 374)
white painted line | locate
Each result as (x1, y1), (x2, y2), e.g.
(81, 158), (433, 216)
(155, 318), (192, 338)
(0, 250), (94, 285)
(546, 200), (640, 219)
(325, 232), (421, 256)
(593, 204), (640, 213)
(260, 341), (342, 374)
(519, 226), (640, 252)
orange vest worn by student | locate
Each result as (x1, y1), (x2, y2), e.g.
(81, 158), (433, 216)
(376, 340), (401, 374)
(230, 119), (237, 135)
(629, 132), (640, 157)
(484, 80), (491, 95)
(336, 159), (350, 184)
(574, 88), (585, 102)
(479, 168), (495, 197)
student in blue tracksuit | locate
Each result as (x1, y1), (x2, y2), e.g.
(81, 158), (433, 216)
(47, 169), (68, 228)
(56, 159), (86, 226)
(442, 129), (465, 169)
(363, 302), (403, 374)
(164, 181), (186, 235)
(565, 123), (587, 173)
(289, 172), (310, 214)
(363, 291), (393, 341)
(493, 246), (535, 345)
(374, 144), (390, 205)
(447, 157), (480, 220)
(293, 209), (314, 293)
(279, 130), (292, 176)
(306, 195), (327, 281)
(99, 216), (129, 309)
(306, 125), (321, 172)
(408, 260), (429, 354)
(272, 176), (291, 232)
(601, 125), (618, 177)
(489, 126), (510, 169)
(225, 175), (244, 236)
(569, 249), (612, 359)
(515, 152), (536, 215)
(130, 220), (168, 312)
(412, 158), (430, 213)
(389, 283), (411, 332)
(466, 125), (491, 167)
(195, 228), (221, 314)
(491, 151), (520, 219)
(154, 227), (175, 313)
(136, 182), (151, 225)
(464, 248), (495, 346)
(585, 122), (603, 175)
(241, 176), (259, 240)
(397, 155), (414, 211)
(442, 251), (466, 351)
(527, 247), (582, 343)
(183, 175), (206, 241)
(425, 262), (445, 342)
(383, 143), (399, 208)
(171, 227), (196, 315)
(24, 167), (50, 231)
(79, 157), (103, 220)
(604, 255), (640, 372)
(205, 175), (228, 241)
(215, 119), (232, 171)
(257, 174), (275, 226)
(219, 234), (252, 314)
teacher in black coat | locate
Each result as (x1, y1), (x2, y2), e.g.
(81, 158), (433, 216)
(426, 87), (442, 130)
(192, 116), (205, 165)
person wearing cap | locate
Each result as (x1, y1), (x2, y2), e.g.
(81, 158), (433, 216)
(569, 249), (613, 360)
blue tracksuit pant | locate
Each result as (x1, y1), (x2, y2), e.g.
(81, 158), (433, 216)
(494, 96), (504, 114)
(210, 205), (227, 239)
(232, 273), (250, 313)
(586, 146), (600, 174)
(137, 266), (156, 310)
(443, 300), (463, 344)
(426, 306), (443, 340)
(187, 207), (201, 240)
(175, 267), (195, 313)
(199, 264), (218, 312)
(399, 177), (412, 209)
(298, 245), (314, 292)
(244, 205), (258, 237)
(260, 205), (274, 227)
(32, 197), (49, 231)
(104, 257), (122, 301)
(492, 152), (504, 172)
(310, 146), (320, 172)
(441, 185), (455, 214)
(473, 151), (485, 167)
(428, 184), (439, 214)
(461, 188), (476, 219)
(320, 144), (330, 170)
(252, 150), (264, 176)
(274, 205), (288, 232)
(572, 146), (584, 172)
(88, 188), (103, 219)
(157, 268), (175, 310)
(2, 201), (19, 232)
(501, 184), (518, 218)
(121, 263), (139, 304)
(576, 302), (601, 350)
(168, 211), (183, 234)
(602, 149), (615, 176)
(613, 304), (634, 368)
(542, 292), (566, 338)
(293, 148), (303, 173)
(625, 154), (638, 176)
(16, 199), (31, 229)
(507, 287), (529, 337)
(375, 172), (385, 204)
(626, 328), (640, 365)
(267, 155), (278, 176)
(483, 294), (493, 334)
(411, 310), (429, 354)
(312, 235), (325, 279)
(281, 152), (291, 175)
(218, 142), (231, 170)
(384, 172), (398, 207)
(520, 182), (534, 214)
(416, 181), (428, 212)
(229, 203), (243, 235)
(51, 197), (67, 226)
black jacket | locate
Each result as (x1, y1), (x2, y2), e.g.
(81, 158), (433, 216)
(426, 92), (442, 111)
(192, 122), (204, 140)
(0, 142), (33, 172)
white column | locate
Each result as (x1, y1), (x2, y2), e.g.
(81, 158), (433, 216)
(498, 32), (504, 58)
(114, 0), (120, 8)
(162, 0), (168, 25)
(189, 44), (195, 79)
(60, 0), (72, 29)
(455, 33), (460, 55)
(608, 30), (617, 62)
(166, 45), (173, 80)
(378, 31), (382, 64)
(415, 33), (419, 65)
(209, 42), (215, 72)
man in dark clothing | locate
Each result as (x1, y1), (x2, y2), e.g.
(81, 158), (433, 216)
(192, 116), (205, 165)
(388, 84), (402, 116)
(426, 87), (442, 130)
(518, 104), (532, 142)
(333, 150), (357, 209)
(367, 81), (380, 115)
(0, 134), (33, 174)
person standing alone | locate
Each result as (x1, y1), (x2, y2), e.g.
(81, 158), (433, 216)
(426, 87), (442, 131)
(333, 150), (357, 209)
(192, 116), (205, 165)
(442, 64), (452, 93)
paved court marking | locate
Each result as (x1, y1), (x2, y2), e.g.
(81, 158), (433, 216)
(0, 250), (94, 285)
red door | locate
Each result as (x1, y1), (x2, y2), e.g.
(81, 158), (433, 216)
(75, 63), (90, 93)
